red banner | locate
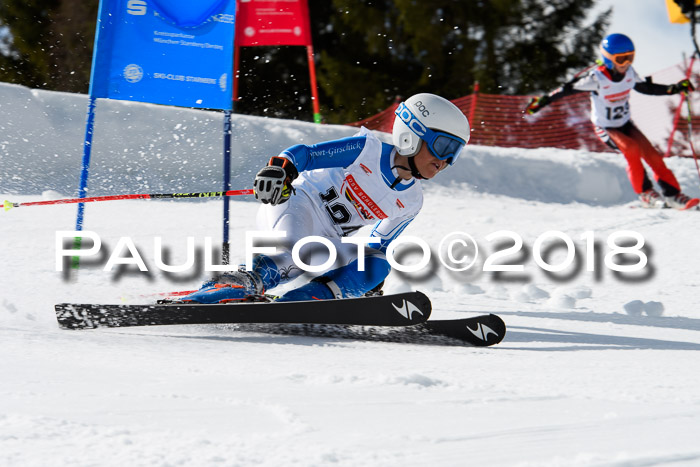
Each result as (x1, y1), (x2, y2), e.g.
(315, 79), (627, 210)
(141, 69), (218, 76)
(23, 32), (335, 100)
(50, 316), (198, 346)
(235, 0), (312, 46)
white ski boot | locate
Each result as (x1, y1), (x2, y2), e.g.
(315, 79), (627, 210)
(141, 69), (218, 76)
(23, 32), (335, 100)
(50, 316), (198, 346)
(639, 189), (666, 208)
(664, 192), (699, 210)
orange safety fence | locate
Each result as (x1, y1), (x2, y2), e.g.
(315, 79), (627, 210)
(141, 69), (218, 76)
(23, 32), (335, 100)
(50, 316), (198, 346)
(348, 61), (700, 158)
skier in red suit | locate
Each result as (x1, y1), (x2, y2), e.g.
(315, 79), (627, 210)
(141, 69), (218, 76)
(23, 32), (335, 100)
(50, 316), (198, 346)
(527, 33), (698, 210)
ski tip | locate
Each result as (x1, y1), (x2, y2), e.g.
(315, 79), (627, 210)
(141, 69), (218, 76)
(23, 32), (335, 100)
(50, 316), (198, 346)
(425, 313), (506, 347)
(683, 198), (699, 210)
(3, 200), (13, 212)
(484, 313), (507, 345)
(457, 313), (506, 347)
(403, 290), (432, 323)
(413, 290), (432, 310)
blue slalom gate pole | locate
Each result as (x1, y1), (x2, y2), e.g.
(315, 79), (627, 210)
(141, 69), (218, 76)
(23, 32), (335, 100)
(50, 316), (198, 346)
(72, 95), (97, 268)
(222, 110), (232, 265)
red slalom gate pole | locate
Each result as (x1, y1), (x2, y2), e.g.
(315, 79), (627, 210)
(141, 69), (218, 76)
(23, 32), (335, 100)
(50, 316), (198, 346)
(665, 55), (696, 157)
(2, 189), (254, 211)
(683, 90), (700, 183)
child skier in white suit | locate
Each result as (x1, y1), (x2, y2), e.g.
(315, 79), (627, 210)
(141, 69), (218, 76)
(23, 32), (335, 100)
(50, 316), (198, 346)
(181, 93), (470, 303)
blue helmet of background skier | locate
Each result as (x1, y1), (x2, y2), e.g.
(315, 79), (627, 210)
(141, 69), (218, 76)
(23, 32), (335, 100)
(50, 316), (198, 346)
(600, 33), (635, 70)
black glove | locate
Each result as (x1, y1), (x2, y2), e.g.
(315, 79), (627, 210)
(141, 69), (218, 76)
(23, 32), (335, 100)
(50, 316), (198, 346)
(525, 95), (550, 115)
(253, 156), (299, 205)
(668, 79), (695, 95)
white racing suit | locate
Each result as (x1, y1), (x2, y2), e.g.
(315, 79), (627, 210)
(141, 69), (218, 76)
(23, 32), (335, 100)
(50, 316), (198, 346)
(251, 127), (424, 300)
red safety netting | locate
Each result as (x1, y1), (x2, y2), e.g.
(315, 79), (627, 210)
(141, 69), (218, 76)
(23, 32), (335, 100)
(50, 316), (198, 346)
(348, 102), (399, 134)
(348, 60), (700, 158)
(461, 92), (610, 152)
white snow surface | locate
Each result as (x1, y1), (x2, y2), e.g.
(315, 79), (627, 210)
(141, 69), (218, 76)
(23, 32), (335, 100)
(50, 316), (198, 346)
(2, 82), (700, 466)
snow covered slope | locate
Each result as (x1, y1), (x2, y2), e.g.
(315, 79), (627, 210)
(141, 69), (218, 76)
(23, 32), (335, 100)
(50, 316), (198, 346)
(2, 83), (700, 466)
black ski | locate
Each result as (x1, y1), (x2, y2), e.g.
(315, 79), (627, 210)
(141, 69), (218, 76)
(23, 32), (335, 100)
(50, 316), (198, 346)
(55, 291), (432, 330)
(55, 292), (506, 347)
(227, 314), (506, 347)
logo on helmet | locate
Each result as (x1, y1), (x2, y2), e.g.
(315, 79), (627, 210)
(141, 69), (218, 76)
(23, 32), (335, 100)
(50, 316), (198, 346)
(397, 103), (427, 137)
(413, 100), (430, 117)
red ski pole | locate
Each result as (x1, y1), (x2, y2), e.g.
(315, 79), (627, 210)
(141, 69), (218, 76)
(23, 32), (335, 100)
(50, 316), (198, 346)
(683, 90), (700, 183)
(2, 189), (254, 212)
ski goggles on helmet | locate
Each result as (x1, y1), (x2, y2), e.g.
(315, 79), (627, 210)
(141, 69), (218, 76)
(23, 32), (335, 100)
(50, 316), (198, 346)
(395, 102), (466, 165)
(601, 48), (635, 66)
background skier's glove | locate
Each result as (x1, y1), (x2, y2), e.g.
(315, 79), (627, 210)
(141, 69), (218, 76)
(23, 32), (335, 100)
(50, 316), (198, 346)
(668, 79), (695, 94)
(525, 95), (550, 114)
(254, 156), (299, 205)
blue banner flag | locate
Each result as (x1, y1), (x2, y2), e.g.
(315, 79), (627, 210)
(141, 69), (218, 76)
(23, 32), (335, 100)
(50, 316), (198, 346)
(90, 0), (235, 110)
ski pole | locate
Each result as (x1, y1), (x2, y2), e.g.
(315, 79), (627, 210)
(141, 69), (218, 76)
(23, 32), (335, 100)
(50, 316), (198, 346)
(525, 61), (601, 114)
(569, 60), (602, 82)
(2, 189), (254, 212)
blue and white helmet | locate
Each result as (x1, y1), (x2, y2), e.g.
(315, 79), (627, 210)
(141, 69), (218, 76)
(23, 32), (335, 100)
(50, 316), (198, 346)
(392, 93), (470, 166)
(600, 33), (635, 69)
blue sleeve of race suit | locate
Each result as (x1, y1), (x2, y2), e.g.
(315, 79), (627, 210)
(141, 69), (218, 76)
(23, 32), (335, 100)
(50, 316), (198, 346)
(278, 136), (367, 172)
